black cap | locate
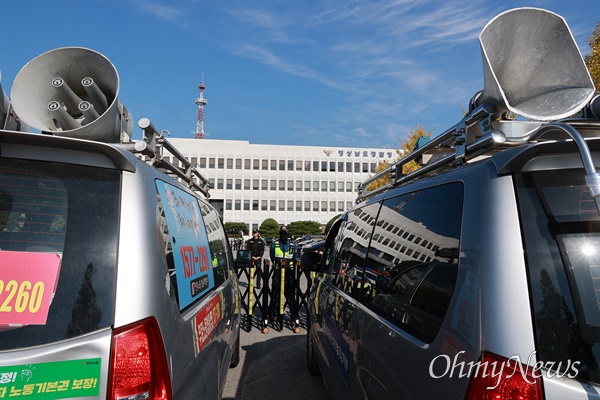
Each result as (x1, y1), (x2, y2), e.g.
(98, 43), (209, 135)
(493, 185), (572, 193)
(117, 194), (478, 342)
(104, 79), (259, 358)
(252, 228), (259, 234)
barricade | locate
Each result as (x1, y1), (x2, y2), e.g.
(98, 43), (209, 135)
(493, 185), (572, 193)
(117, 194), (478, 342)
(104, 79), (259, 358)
(235, 258), (313, 333)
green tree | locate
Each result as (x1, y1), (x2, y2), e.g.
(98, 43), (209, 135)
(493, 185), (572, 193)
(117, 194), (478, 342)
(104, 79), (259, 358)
(585, 21), (600, 92)
(400, 124), (433, 174)
(259, 218), (279, 239)
(288, 221), (322, 237)
(366, 160), (393, 192)
(224, 222), (248, 237)
(325, 214), (342, 235)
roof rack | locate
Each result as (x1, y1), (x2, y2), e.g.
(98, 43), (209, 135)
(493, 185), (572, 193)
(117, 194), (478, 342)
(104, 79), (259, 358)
(357, 101), (600, 205)
(117, 118), (210, 198)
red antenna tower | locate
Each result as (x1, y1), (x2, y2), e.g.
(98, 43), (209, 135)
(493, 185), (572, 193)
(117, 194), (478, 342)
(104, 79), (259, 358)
(194, 76), (208, 139)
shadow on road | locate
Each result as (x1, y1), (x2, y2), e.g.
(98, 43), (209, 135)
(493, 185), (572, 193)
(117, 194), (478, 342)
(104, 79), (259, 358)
(222, 315), (328, 400)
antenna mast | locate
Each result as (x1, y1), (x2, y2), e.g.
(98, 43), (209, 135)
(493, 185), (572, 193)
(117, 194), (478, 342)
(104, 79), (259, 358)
(194, 75), (208, 139)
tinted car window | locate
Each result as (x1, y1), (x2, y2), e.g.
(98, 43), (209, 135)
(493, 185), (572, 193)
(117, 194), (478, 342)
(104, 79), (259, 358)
(0, 158), (119, 349)
(366, 183), (463, 341)
(516, 170), (600, 383)
(328, 202), (380, 297)
(198, 200), (231, 287)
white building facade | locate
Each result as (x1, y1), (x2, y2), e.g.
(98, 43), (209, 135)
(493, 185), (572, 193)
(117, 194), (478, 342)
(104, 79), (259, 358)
(167, 138), (397, 232)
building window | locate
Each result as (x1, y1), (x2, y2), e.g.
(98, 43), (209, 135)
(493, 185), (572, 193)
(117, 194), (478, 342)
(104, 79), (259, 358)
(227, 158), (233, 169)
(271, 160), (277, 170)
(270, 200), (276, 211)
(330, 181), (336, 191)
(208, 178), (214, 188)
(305, 181), (311, 191)
(370, 162), (376, 173)
(330, 162), (335, 172)
(363, 162), (369, 173)
(279, 180), (285, 191)
(338, 162), (344, 172)
(244, 179), (250, 190)
(200, 158), (207, 168)
(270, 180), (277, 190)
(244, 159), (251, 170)
(253, 200), (259, 211)
(218, 158), (224, 169)
(287, 200), (293, 211)
(321, 181), (327, 192)
(253, 159), (260, 170)
(235, 200), (241, 210)
(287, 180), (293, 191)
(226, 200), (232, 210)
(346, 201), (352, 209)
(313, 201), (319, 211)
(346, 162), (352, 172)
(262, 159), (268, 170)
(261, 200), (267, 211)
(313, 181), (319, 191)
(288, 160), (294, 171)
(191, 157), (197, 165)
(279, 200), (285, 211)
(296, 160), (303, 171)
(338, 181), (344, 192)
(313, 161), (319, 171)
(253, 179), (259, 190)
(244, 200), (250, 210)
(236, 159), (242, 169)
(279, 160), (285, 171)
(296, 201), (302, 211)
(321, 161), (327, 172)
(209, 158), (215, 168)
(354, 162), (360, 173)
(347, 181), (353, 192)
(322, 201), (327, 211)
(235, 179), (241, 190)
(305, 161), (311, 171)
(305, 201), (310, 211)
(262, 180), (268, 190)
(338, 201), (344, 212)
(296, 180), (302, 191)
(217, 179), (224, 189)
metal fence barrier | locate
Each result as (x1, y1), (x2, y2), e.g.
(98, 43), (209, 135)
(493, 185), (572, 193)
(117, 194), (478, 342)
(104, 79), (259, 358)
(235, 259), (315, 334)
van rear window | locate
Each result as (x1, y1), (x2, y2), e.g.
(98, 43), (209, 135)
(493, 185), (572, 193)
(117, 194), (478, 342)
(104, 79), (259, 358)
(517, 169), (600, 384)
(0, 158), (119, 349)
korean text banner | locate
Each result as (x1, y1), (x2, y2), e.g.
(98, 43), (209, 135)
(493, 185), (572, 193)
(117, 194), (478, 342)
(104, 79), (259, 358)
(155, 180), (215, 309)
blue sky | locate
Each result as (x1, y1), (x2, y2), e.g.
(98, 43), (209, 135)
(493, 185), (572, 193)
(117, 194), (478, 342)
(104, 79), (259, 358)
(1, 1), (599, 148)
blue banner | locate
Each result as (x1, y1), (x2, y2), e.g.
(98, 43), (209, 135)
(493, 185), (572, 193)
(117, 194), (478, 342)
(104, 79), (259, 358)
(155, 180), (215, 309)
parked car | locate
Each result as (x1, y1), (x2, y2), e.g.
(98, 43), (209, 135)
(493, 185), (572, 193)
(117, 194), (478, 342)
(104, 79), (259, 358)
(306, 8), (600, 400)
(0, 47), (240, 400)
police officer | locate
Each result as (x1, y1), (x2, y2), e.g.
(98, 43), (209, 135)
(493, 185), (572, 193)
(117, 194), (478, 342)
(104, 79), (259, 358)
(246, 228), (265, 288)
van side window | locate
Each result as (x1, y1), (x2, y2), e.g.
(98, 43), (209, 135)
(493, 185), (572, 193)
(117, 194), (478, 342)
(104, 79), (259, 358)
(367, 183), (463, 342)
(198, 200), (230, 287)
(329, 202), (381, 297)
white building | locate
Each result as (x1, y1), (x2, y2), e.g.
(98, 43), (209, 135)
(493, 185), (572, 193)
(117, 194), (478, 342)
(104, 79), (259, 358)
(167, 138), (397, 232)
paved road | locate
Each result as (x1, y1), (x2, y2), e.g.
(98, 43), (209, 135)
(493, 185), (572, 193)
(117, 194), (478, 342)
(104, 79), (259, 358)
(222, 312), (329, 400)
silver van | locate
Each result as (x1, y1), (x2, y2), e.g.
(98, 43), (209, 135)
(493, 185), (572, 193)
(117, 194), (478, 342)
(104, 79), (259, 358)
(305, 8), (600, 400)
(0, 47), (240, 399)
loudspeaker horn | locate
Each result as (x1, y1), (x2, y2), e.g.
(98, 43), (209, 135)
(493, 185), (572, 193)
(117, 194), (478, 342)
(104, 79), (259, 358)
(0, 71), (28, 132)
(10, 47), (132, 143)
(478, 7), (595, 121)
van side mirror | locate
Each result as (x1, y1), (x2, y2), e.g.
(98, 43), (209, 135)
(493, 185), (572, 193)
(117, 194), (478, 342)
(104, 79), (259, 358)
(236, 250), (251, 268)
(300, 251), (322, 271)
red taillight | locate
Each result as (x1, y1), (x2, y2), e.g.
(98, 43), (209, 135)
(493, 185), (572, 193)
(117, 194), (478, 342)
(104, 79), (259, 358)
(464, 352), (543, 400)
(108, 318), (172, 400)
